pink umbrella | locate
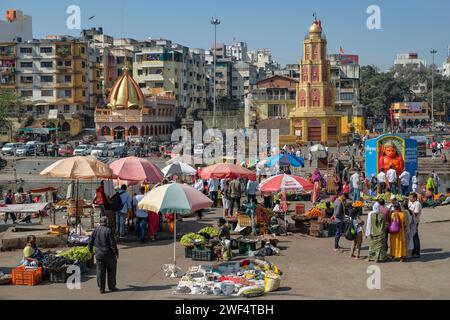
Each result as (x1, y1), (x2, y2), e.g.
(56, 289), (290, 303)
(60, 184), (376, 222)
(198, 163), (256, 181)
(109, 157), (163, 184)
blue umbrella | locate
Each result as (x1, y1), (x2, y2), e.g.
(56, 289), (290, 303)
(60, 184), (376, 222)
(264, 154), (305, 167)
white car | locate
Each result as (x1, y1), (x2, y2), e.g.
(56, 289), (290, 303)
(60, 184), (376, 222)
(74, 145), (92, 156)
(91, 145), (109, 157)
(1, 143), (24, 156)
(26, 141), (39, 146)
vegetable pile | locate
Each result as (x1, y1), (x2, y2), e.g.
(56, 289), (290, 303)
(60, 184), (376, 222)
(59, 246), (93, 262)
(352, 201), (364, 208)
(42, 254), (73, 269)
(305, 208), (323, 219)
(315, 202), (333, 210)
(180, 233), (206, 247)
(197, 227), (219, 238)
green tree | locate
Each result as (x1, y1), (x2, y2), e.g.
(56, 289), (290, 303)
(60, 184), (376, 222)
(0, 90), (20, 140)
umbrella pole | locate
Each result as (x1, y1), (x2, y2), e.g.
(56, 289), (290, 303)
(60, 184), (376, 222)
(283, 189), (288, 236)
(173, 216), (177, 265)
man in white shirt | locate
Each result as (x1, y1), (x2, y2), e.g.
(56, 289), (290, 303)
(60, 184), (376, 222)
(377, 169), (387, 194)
(399, 169), (411, 196)
(208, 179), (220, 208)
(408, 193), (422, 257)
(350, 170), (361, 201)
(386, 166), (398, 194)
(193, 177), (204, 193)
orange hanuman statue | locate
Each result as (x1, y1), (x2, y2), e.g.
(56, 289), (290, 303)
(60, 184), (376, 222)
(378, 142), (404, 176)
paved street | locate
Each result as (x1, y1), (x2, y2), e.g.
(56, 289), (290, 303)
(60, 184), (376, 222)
(1, 205), (450, 300)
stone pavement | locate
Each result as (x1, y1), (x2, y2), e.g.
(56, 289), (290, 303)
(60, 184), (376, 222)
(1, 205), (450, 300)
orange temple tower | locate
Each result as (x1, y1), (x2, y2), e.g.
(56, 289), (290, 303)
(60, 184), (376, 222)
(288, 18), (343, 145)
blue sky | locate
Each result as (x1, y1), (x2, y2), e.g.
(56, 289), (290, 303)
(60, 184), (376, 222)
(2, 0), (450, 69)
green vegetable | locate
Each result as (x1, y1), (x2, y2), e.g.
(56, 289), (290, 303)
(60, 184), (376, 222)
(59, 246), (93, 262)
(197, 226), (219, 238)
(180, 233), (206, 247)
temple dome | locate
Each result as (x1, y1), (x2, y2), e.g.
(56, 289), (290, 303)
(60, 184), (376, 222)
(309, 20), (322, 34)
(107, 67), (145, 109)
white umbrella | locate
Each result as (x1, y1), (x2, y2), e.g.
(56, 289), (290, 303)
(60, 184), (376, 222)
(161, 162), (197, 177)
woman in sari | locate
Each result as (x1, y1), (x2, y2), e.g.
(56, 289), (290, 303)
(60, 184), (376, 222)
(390, 203), (407, 262)
(312, 169), (322, 204)
(366, 205), (387, 263)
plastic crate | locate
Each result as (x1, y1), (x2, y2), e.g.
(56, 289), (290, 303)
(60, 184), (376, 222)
(191, 248), (215, 261)
(12, 266), (42, 286)
(238, 241), (257, 254)
(185, 247), (194, 258)
(49, 270), (68, 283)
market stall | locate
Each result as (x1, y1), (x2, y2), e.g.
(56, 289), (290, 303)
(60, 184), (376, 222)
(0, 202), (52, 223)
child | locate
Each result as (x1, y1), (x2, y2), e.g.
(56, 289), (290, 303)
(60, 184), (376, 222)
(350, 214), (365, 259)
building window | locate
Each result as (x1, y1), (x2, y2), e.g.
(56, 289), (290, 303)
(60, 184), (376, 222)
(65, 75), (72, 82)
(41, 75), (53, 82)
(20, 62), (32, 68)
(81, 47), (85, 54)
(268, 104), (285, 118)
(311, 89), (320, 107)
(48, 105), (56, 110)
(313, 45), (319, 60)
(139, 83), (146, 88)
(20, 47), (32, 54)
(21, 90), (33, 98)
(305, 45), (310, 60)
(64, 105), (70, 113)
(27, 106), (33, 112)
(322, 65), (328, 81)
(340, 93), (354, 101)
(40, 47), (52, 54)
(82, 90), (86, 97)
(41, 61), (53, 68)
(82, 61), (86, 68)
(82, 76), (86, 82)
(41, 90), (53, 97)
(65, 60), (72, 67)
(20, 76), (33, 84)
(312, 66), (319, 82)
(299, 90), (307, 107)
(302, 66), (308, 82)
(65, 90), (72, 98)
(155, 82), (164, 88)
(325, 88), (333, 107)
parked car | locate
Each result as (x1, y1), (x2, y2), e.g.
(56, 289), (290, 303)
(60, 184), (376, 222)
(113, 146), (128, 158)
(58, 144), (74, 157)
(74, 144), (92, 156)
(35, 143), (49, 156)
(47, 144), (60, 157)
(16, 144), (36, 156)
(1, 143), (24, 156)
(95, 142), (109, 149)
(91, 145), (109, 157)
(111, 140), (125, 150)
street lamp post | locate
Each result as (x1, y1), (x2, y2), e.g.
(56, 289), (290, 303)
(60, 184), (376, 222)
(211, 18), (221, 128)
(430, 49), (437, 129)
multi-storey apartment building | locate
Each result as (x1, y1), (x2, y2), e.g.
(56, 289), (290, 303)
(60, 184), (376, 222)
(0, 37), (101, 139)
(231, 61), (257, 102)
(133, 39), (207, 111)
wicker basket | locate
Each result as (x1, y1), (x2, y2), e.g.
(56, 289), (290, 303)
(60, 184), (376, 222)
(0, 275), (12, 285)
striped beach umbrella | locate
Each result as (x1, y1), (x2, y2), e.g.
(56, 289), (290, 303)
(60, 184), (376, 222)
(259, 174), (314, 193)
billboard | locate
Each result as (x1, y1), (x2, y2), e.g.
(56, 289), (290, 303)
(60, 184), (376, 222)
(365, 134), (418, 179)
(408, 102), (422, 112)
(340, 54), (359, 65)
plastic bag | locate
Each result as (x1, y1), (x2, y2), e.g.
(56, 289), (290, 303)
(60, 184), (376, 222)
(238, 285), (265, 298)
(264, 272), (281, 292)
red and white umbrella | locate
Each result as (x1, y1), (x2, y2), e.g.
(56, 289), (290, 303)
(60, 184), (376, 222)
(259, 174), (314, 193)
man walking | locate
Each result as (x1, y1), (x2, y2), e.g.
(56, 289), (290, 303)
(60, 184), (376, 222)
(111, 185), (131, 239)
(350, 170), (361, 201)
(408, 193), (422, 258)
(89, 216), (119, 294)
(208, 178), (220, 208)
(377, 168), (387, 194)
(399, 169), (411, 196)
(246, 179), (258, 204)
(386, 165), (398, 194)
(333, 193), (347, 252)
(229, 177), (243, 216)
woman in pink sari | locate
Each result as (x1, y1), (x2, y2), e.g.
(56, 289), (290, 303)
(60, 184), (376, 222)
(312, 168), (322, 204)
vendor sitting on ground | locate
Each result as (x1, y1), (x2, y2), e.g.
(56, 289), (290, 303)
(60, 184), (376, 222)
(21, 235), (44, 266)
(218, 218), (230, 241)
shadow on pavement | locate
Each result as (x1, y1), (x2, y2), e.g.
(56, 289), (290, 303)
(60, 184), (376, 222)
(118, 284), (175, 292)
(416, 251), (450, 262)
